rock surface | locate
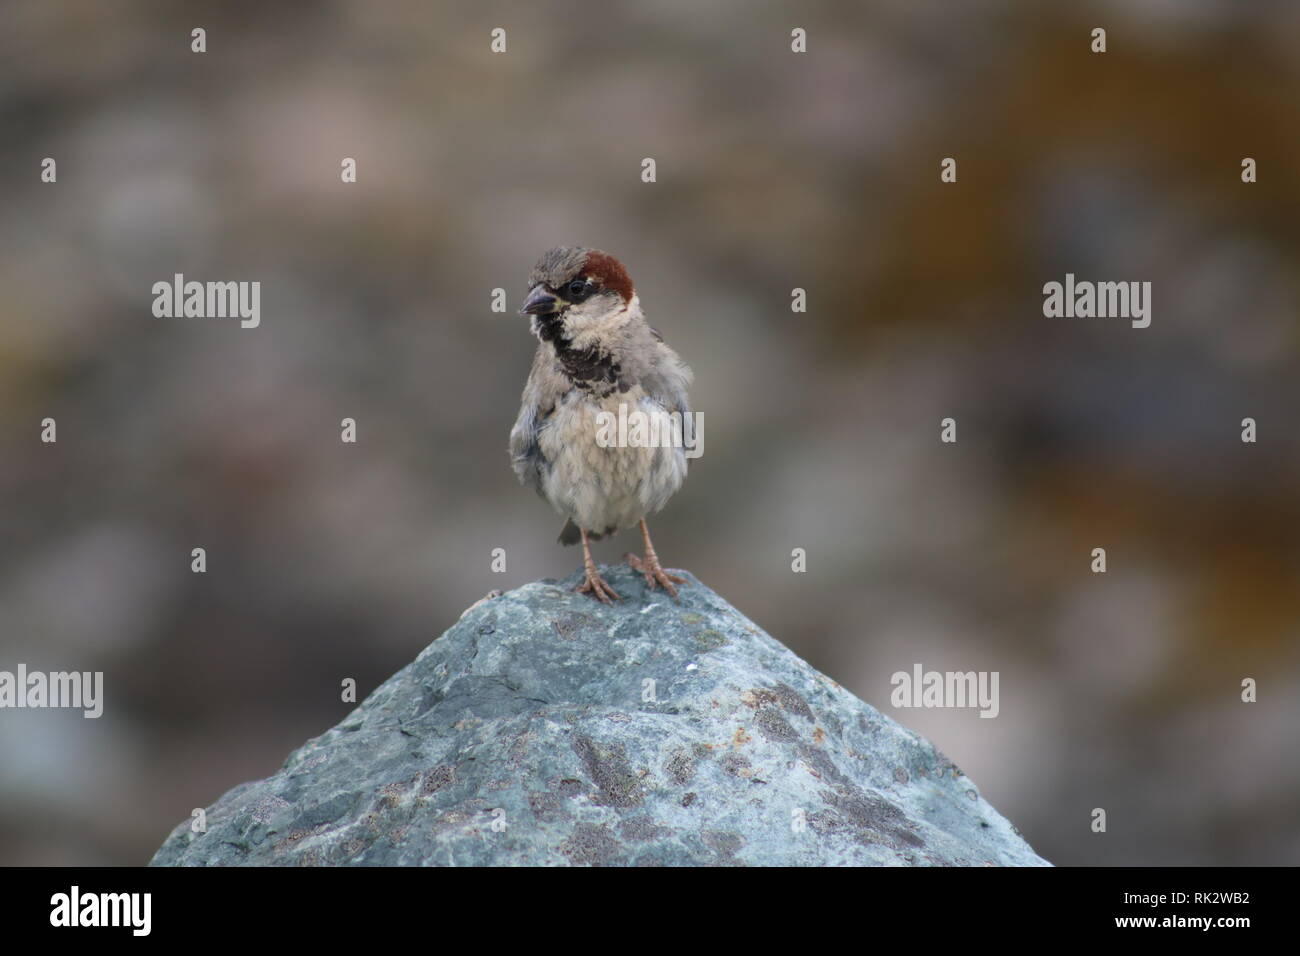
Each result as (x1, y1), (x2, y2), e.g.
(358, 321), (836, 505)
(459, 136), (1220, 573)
(151, 567), (1049, 866)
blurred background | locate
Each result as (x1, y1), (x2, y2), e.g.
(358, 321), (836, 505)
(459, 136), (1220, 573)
(2, 0), (1298, 866)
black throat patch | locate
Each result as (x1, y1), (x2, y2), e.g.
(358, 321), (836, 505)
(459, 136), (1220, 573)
(534, 314), (631, 395)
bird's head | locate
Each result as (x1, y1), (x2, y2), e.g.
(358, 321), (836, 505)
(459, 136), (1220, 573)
(520, 247), (636, 340)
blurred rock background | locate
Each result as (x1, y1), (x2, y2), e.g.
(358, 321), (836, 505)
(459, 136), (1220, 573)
(1, 0), (1297, 865)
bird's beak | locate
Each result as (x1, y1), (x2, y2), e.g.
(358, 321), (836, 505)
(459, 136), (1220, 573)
(519, 285), (559, 315)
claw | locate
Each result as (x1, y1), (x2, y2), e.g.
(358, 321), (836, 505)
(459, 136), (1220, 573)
(625, 551), (686, 600)
(575, 525), (621, 603)
(576, 567), (621, 604)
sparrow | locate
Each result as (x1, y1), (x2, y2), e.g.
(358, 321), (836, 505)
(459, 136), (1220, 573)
(509, 247), (692, 603)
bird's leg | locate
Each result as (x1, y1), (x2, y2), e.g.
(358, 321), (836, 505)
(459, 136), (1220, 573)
(625, 518), (687, 598)
(576, 527), (621, 604)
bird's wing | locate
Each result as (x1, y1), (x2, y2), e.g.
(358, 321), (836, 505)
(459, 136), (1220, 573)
(509, 347), (569, 494)
(637, 329), (693, 419)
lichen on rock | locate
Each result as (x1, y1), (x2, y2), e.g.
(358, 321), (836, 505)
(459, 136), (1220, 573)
(150, 566), (1049, 867)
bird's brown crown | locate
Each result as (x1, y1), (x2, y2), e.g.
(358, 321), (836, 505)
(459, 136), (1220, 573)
(528, 246), (634, 304)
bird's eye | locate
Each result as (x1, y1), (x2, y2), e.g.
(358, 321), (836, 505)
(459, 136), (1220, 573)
(568, 279), (591, 300)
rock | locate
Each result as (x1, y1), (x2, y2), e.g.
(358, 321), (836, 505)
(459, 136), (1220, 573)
(150, 567), (1049, 866)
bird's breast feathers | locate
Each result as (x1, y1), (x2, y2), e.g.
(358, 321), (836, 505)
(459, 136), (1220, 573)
(535, 385), (688, 534)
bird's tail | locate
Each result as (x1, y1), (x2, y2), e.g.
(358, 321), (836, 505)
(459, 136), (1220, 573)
(558, 519), (604, 546)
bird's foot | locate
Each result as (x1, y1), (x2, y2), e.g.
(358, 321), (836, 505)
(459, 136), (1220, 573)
(576, 565), (621, 604)
(624, 552), (687, 599)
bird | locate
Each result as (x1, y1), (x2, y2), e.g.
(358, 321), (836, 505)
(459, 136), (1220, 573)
(509, 246), (693, 603)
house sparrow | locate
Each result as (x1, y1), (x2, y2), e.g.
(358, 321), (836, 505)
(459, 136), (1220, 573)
(509, 247), (692, 603)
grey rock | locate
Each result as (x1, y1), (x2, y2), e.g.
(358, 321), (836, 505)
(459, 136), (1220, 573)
(150, 567), (1049, 866)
